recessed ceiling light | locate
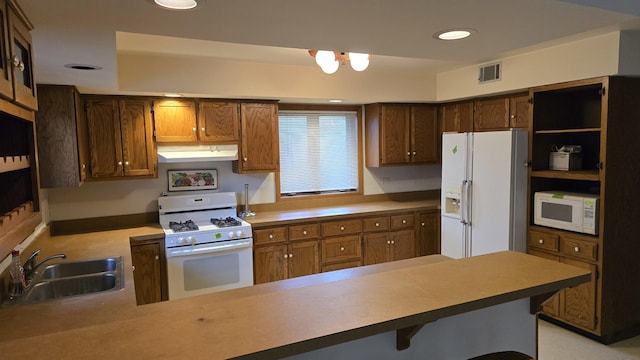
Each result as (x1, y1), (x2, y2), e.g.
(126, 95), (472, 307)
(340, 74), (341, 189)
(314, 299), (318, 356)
(164, 93), (182, 97)
(64, 63), (102, 71)
(434, 29), (476, 41)
(154, 0), (198, 10)
(329, 99), (343, 103)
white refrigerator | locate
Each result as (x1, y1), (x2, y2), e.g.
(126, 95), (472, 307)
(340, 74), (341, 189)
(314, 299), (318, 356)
(441, 130), (528, 259)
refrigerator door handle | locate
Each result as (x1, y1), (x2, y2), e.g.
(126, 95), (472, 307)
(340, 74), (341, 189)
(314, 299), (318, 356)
(461, 180), (472, 225)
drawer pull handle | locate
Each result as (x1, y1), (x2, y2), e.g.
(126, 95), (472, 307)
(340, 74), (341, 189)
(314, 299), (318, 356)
(402, 219), (407, 224)
(268, 234), (274, 239)
(302, 230), (307, 235)
(340, 247), (345, 252)
(340, 226), (345, 231)
(538, 239), (544, 244)
(574, 246), (580, 253)
(375, 222), (379, 227)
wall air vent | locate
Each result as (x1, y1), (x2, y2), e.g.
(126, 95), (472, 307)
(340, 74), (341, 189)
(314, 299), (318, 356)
(478, 62), (501, 83)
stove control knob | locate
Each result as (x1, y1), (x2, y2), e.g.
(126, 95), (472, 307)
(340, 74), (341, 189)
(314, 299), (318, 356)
(179, 237), (186, 245)
(236, 230), (243, 238)
(228, 231), (235, 239)
(189, 236), (196, 245)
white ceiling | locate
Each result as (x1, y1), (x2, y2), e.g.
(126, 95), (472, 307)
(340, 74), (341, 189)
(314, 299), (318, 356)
(18, 0), (640, 101)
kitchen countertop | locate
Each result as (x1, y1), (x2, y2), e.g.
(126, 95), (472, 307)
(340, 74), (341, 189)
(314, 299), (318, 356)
(0, 225), (590, 360)
(244, 199), (440, 227)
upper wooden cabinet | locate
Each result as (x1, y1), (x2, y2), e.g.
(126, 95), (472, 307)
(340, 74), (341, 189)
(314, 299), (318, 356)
(365, 103), (439, 167)
(474, 93), (530, 131)
(84, 97), (157, 179)
(0, 0), (36, 110)
(152, 99), (240, 143)
(439, 101), (473, 133)
(35, 85), (89, 187)
(509, 94), (530, 128)
(233, 102), (279, 173)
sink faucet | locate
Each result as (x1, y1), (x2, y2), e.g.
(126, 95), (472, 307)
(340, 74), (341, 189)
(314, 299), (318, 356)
(23, 249), (67, 282)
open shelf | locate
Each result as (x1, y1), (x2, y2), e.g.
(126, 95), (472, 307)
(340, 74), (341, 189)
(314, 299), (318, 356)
(530, 170), (600, 181)
(535, 128), (600, 135)
(0, 155), (30, 174)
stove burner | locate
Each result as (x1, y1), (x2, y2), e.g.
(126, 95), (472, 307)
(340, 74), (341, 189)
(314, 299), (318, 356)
(169, 220), (199, 232)
(211, 217), (242, 227)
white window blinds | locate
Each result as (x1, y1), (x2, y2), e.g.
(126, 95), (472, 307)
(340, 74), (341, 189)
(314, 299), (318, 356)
(279, 110), (358, 196)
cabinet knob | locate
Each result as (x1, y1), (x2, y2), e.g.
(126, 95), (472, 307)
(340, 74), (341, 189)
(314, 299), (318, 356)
(340, 246), (345, 252)
(538, 239), (544, 244)
(268, 234), (274, 239)
(201, 127), (205, 131)
(391, 240), (395, 245)
(117, 161), (123, 166)
(284, 254), (288, 258)
(375, 222), (379, 227)
(289, 253), (293, 258)
(412, 151), (416, 155)
(243, 157), (248, 162)
(387, 241), (390, 245)
(402, 219), (407, 224)
(421, 222), (425, 226)
(132, 265), (135, 271)
(302, 230), (307, 235)
(192, 127), (196, 131)
(124, 161), (129, 166)
(340, 226), (345, 231)
(155, 255), (159, 260)
(574, 246), (580, 253)
(510, 114), (516, 119)
(8, 55), (24, 71)
(407, 151), (411, 156)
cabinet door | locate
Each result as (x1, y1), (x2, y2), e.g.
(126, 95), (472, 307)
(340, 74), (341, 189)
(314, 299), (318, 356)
(254, 244), (287, 284)
(474, 97), (509, 131)
(418, 212), (440, 256)
(288, 240), (319, 279)
(411, 105), (438, 164)
(527, 249), (560, 317)
(198, 101), (239, 142)
(439, 101), (473, 133)
(560, 258), (597, 330)
(390, 229), (416, 261)
(238, 103), (279, 172)
(119, 99), (156, 177)
(86, 99), (124, 178)
(380, 105), (410, 165)
(131, 243), (162, 305)
(153, 99), (197, 142)
(363, 232), (389, 265)
(322, 235), (362, 264)
(0, 0), (12, 100)
(509, 94), (529, 128)
(7, 4), (36, 110)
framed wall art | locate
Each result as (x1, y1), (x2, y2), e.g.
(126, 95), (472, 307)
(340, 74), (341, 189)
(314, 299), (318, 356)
(168, 169), (218, 192)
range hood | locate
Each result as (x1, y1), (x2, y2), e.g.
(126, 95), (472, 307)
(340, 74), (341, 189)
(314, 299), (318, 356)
(157, 144), (238, 163)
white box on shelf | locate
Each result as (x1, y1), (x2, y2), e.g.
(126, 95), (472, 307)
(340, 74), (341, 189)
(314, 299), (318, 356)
(549, 152), (582, 171)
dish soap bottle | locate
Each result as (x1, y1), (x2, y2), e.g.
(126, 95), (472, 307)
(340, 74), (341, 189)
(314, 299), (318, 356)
(8, 250), (25, 299)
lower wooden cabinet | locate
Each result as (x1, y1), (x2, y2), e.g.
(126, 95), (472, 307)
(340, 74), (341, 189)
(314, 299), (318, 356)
(129, 234), (167, 305)
(417, 211), (440, 256)
(363, 230), (415, 266)
(559, 258), (598, 330)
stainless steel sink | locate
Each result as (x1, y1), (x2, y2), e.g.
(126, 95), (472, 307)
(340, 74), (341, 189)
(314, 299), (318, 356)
(3, 256), (124, 305)
(41, 257), (119, 279)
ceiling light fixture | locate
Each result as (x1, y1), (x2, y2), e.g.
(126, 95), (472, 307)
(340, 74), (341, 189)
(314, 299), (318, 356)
(309, 50), (370, 74)
(163, 93), (182, 97)
(434, 28), (476, 40)
(154, 0), (198, 10)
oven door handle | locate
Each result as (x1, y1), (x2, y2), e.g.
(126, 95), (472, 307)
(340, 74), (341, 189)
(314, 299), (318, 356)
(167, 239), (252, 257)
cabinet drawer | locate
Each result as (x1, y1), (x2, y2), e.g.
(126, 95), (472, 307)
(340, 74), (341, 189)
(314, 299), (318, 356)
(560, 236), (598, 261)
(390, 214), (414, 229)
(362, 216), (389, 232)
(322, 235), (362, 264)
(322, 219), (362, 237)
(528, 230), (559, 252)
(289, 223), (320, 241)
(254, 227), (288, 245)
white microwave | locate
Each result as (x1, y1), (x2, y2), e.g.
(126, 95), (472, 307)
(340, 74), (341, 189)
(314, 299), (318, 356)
(534, 191), (599, 235)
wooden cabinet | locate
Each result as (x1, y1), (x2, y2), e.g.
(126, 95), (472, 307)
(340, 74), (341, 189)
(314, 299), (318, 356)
(152, 99), (240, 143)
(509, 94), (529, 128)
(84, 97), (156, 179)
(0, 0), (36, 110)
(417, 211), (440, 256)
(130, 234), (167, 305)
(527, 76), (640, 343)
(363, 213), (415, 266)
(253, 224), (320, 284)
(474, 93), (529, 131)
(35, 85), (89, 187)
(234, 102), (279, 173)
(364, 103), (439, 167)
(439, 101), (473, 133)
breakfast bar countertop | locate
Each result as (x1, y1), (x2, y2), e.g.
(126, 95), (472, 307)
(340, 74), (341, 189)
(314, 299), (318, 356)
(0, 248), (590, 360)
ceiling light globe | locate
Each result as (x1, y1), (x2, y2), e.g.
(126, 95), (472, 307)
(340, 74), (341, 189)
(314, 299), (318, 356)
(349, 52), (370, 71)
(437, 30), (472, 40)
(315, 50), (335, 67)
(320, 60), (339, 74)
(154, 0), (198, 10)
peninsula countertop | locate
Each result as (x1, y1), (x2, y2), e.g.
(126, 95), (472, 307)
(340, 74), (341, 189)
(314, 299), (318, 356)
(0, 250), (590, 359)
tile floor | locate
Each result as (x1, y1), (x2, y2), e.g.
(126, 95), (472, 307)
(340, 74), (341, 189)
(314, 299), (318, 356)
(538, 320), (640, 359)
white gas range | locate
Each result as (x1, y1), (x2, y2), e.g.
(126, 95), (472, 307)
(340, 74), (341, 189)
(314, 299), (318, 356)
(158, 192), (254, 300)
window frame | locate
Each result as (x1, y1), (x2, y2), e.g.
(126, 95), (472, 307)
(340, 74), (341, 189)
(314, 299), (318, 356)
(276, 104), (363, 202)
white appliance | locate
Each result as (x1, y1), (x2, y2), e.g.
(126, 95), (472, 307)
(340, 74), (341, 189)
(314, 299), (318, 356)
(159, 192), (254, 300)
(441, 130), (528, 258)
(534, 191), (599, 235)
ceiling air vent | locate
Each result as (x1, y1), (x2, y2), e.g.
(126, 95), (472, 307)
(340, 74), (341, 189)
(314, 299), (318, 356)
(478, 62), (501, 83)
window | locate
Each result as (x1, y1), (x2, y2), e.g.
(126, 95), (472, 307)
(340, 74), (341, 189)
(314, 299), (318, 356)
(278, 107), (360, 197)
